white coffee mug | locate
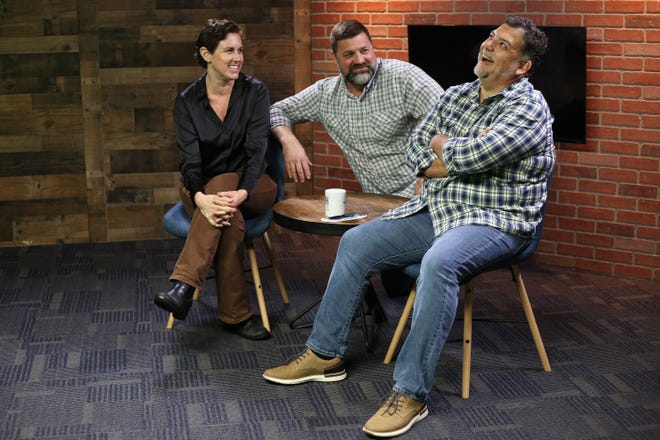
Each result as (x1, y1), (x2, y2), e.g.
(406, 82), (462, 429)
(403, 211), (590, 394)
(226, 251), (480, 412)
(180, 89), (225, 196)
(325, 188), (346, 217)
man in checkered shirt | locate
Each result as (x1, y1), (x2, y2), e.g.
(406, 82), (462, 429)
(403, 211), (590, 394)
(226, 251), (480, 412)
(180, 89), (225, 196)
(270, 19), (444, 198)
(265, 17), (555, 438)
(271, 19), (444, 301)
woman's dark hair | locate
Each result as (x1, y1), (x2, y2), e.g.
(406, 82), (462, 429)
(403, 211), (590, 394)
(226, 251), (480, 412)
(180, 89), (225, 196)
(330, 19), (372, 54)
(194, 18), (242, 68)
(505, 16), (548, 77)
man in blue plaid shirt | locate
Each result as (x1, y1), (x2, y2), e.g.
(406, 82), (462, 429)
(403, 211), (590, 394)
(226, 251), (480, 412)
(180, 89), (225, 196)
(265, 17), (555, 438)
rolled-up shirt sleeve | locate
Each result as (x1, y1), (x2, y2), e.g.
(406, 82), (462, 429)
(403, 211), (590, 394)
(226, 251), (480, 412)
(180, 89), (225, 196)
(407, 102), (441, 175)
(442, 94), (551, 176)
(270, 81), (324, 129)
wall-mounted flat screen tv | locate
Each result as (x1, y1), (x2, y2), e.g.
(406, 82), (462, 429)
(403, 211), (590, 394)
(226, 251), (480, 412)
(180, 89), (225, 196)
(408, 25), (587, 144)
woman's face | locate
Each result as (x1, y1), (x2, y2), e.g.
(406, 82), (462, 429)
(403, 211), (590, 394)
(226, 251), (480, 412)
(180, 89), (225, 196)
(202, 32), (244, 82)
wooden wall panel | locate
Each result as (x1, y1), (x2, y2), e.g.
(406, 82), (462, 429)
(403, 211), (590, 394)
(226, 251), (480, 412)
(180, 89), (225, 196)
(0, 0), (305, 247)
(291, 0), (312, 196)
(79, 0), (106, 243)
(13, 214), (89, 246)
(0, 174), (85, 199)
(0, 36), (79, 54)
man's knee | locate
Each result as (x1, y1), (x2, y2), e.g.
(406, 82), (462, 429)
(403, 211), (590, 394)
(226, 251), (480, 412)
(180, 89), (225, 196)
(419, 251), (460, 282)
(336, 226), (374, 262)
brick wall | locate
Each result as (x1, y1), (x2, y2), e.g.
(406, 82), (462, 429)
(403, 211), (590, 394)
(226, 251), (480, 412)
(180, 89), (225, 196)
(307, 0), (659, 282)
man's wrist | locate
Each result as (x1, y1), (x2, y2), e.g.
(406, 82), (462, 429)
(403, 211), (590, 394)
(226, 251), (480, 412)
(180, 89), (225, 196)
(429, 133), (449, 156)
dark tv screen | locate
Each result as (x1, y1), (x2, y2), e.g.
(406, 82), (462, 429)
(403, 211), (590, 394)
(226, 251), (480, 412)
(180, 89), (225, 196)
(408, 25), (586, 144)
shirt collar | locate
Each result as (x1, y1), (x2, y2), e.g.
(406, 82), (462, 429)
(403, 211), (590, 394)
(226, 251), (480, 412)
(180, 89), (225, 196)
(362, 58), (382, 94)
(474, 77), (528, 104)
(194, 73), (208, 101)
(500, 77), (528, 98)
(194, 72), (246, 101)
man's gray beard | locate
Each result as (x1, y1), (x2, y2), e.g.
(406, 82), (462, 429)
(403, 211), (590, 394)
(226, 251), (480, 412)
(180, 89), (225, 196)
(474, 65), (487, 79)
(346, 70), (373, 86)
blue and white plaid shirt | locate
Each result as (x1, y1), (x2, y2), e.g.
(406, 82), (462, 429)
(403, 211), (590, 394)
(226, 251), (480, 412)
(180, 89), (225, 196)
(270, 59), (444, 197)
(383, 77), (555, 238)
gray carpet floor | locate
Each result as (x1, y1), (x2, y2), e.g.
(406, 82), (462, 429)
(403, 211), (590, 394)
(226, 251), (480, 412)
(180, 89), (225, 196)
(0, 230), (658, 439)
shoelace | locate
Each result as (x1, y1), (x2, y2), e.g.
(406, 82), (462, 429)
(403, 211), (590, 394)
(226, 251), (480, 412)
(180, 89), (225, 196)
(292, 349), (311, 365)
(382, 392), (405, 416)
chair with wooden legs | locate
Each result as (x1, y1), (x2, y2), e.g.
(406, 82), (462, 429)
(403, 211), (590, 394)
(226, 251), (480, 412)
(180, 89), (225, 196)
(384, 180), (553, 398)
(384, 262), (551, 398)
(161, 137), (289, 331)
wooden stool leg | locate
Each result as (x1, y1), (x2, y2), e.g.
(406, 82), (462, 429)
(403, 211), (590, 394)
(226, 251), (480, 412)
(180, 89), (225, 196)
(462, 280), (474, 399)
(166, 288), (199, 329)
(261, 231), (289, 304)
(511, 265), (551, 372)
(247, 240), (271, 332)
(384, 286), (417, 364)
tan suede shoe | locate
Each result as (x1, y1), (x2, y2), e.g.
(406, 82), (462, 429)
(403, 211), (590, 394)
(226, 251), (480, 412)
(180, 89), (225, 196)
(362, 392), (428, 438)
(263, 347), (347, 385)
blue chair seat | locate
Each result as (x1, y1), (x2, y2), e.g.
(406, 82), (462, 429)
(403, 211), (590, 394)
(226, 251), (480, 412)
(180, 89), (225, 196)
(162, 201), (190, 239)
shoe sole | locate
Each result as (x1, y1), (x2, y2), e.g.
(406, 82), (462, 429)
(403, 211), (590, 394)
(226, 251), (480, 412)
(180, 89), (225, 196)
(153, 297), (189, 320)
(226, 328), (272, 341)
(362, 404), (429, 438)
(262, 370), (347, 385)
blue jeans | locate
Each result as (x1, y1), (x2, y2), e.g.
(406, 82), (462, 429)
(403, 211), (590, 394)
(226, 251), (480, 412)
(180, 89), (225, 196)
(306, 210), (531, 401)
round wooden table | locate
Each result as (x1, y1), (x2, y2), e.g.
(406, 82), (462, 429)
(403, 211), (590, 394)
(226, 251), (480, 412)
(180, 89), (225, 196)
(273, 192), (408, 236)
(272, 192), (409, 339)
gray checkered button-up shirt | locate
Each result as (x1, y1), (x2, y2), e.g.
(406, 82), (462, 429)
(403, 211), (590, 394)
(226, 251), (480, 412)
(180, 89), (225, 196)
(270, 59), (444, 197)
(383, 77), (555, 238)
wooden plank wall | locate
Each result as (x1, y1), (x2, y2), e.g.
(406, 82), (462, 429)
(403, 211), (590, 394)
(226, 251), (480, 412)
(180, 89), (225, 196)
(0, 0), (307, 247)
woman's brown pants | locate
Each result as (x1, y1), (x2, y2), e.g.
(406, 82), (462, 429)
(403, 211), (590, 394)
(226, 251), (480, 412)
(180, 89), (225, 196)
(170, 173), (277, 324)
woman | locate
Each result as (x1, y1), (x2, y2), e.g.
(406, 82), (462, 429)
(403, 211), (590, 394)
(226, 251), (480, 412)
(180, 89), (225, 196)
(154, 19), (277, 340)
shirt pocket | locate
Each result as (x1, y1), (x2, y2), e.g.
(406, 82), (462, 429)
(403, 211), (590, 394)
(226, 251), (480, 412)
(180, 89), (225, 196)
(323, 113), (352, 146)
(367, 111), (408, 146)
